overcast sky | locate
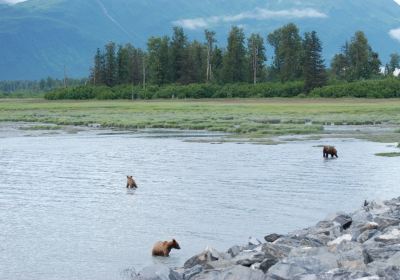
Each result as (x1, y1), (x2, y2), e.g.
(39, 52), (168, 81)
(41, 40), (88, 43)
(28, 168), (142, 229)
(2, 0), (400, 4)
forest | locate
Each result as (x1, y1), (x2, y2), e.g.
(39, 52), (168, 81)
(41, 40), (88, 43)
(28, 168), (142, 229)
(5, 23), (400, 99)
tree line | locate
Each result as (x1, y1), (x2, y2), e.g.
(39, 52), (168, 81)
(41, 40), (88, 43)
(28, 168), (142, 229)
(0, 77), (86, 95)
(89, 23), (399, 93)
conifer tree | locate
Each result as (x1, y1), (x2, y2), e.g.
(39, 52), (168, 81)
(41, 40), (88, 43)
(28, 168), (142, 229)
(222, 26), (247, 83)
(302, 31), (327, 92)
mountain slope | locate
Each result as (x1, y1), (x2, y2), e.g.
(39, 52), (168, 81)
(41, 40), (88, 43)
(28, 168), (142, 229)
(0, 0), (400, 79)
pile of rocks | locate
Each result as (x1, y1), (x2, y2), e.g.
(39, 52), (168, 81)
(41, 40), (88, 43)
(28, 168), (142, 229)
(132, 197), (400, 279)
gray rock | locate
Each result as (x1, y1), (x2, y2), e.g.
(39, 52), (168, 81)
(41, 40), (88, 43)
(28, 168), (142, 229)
(356, 229), (378, 243)
(363, 240), (400, 262)
(204, 260), (235, 270)
(376, 266), (400, 280)
(264, 233), (283, 243)
(274, 235), (325, 248)
(374, 227), (400, 244)
(267, 247), (338, 279)
(259, 258), (278, 273)
(191, 265), (266, 280)
(333, 214), (352, 230)
(134, 264), (183, 280)
(261, 243), (291, 259)
(310, 269), (373, 280)
(183, 265), (203, 280)
(248, 236), (262, 246)
(329, 241), (367, 270)
(227, 245), (243, 258)
(373, 216), (400, 230)
(184, 247), (224, 269)
(234, 251), (266, 267)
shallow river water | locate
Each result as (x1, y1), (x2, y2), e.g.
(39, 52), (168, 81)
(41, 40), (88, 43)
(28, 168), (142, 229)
(0, 127), (400, 280)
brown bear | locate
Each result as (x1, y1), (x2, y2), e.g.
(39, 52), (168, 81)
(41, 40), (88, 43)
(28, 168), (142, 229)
(152, 239), (181, 257)
(126, 176), (138, 188)
(323, 146), (338, 158)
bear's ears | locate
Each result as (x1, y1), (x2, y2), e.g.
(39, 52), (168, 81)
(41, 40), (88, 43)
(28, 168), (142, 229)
(127, 175), (132, 179)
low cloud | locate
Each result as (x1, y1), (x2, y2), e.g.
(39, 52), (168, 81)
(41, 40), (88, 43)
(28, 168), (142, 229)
(173, 8), (328, 30)
(0, 0), (27, 4)
(389, 28), (400, 42)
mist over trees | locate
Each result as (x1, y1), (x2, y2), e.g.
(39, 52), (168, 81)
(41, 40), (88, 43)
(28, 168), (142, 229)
(89, 24), (394, 94)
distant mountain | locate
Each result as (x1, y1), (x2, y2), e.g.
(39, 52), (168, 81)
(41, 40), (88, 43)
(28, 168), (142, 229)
(0, 0), (400, 80)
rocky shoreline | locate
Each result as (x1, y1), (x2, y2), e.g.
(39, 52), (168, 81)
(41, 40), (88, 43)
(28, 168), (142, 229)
(132, 197), (400, 279)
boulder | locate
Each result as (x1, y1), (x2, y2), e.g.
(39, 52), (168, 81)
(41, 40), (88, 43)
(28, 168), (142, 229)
(356, 229), (378, 244)
(261, 242), (291, 259)
(190, 265), (266, 280)
(259, 258), (278, 273)
(227, 245), (244, 258)
(266, 247), (338, 279)
(233, 251), (266, 267)
(332, 214), (353, 230)
(184, 247), (225, 269)
(182, 265), (203, 280)
(133, 264), (183, 280)
(264, 233), (283, 243)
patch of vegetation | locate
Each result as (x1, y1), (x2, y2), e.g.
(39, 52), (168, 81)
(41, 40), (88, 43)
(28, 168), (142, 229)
(1, 99), (400, 139)
(375, 152), (400, 157)
(19, 125), (63, 131)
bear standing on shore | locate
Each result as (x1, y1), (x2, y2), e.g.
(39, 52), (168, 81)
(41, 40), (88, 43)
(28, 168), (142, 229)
(152, 239), (181, 257)
(126, 176), (138, 188)
(323, 146), (338, 158)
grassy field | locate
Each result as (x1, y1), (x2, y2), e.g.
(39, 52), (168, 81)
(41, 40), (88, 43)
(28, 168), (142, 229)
(0, 98), (400, 140)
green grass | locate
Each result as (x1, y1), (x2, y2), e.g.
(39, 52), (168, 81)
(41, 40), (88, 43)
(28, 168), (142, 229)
(1, 98), (400, 138)
(375, 152), (400, 157)
(19, 125), (62, 130)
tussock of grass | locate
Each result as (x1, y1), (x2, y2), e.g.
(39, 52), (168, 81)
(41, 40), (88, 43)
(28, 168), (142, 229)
(19, 125), (62, 130)
(375, 152), (400, 157)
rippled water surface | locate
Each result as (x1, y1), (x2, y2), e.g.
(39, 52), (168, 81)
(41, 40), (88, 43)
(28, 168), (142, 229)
(1, 126), (400, 280)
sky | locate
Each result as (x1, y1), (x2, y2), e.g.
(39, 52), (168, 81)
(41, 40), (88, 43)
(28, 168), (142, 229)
(2, 0), (400, 4)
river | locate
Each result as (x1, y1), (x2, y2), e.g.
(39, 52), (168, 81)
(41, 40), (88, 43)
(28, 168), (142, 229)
(0, 124), (399, 280)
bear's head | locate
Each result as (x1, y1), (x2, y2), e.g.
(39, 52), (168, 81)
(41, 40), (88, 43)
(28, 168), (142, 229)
(171, 239), (181, 249)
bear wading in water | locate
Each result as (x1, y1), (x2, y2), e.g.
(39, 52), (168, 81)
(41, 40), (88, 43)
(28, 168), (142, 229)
(152, 239), (181, 257)
(126, 176), (138, 188)
(323, 146), (338, 158)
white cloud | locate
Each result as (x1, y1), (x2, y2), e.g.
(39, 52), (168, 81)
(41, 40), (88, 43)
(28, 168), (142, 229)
(389, 28), (400, 42)
(173, 8), (328, 30)
(0, 0), (27, 4)
(394, 0), (400, 5)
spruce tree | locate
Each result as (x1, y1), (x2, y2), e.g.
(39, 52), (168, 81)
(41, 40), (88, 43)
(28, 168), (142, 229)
(222, 26), (247, 83)
(104, 42), (117, 87)
(170, 27), (188, 83)
(302, 31), (327, 92)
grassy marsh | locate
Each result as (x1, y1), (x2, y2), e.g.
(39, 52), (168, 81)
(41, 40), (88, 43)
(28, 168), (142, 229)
(0, 98), (400, 140)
